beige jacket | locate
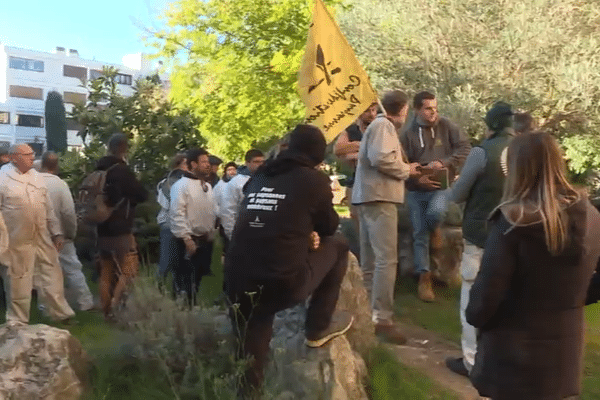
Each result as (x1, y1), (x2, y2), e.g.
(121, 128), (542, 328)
(0, 163), (61, 244)
(352, 116), (410, 204)
(39, 172), (78, 241)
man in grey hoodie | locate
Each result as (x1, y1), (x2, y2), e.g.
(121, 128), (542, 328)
(401, 91), (471, 302)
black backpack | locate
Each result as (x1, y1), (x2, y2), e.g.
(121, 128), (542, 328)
(76, 163), (124, 225)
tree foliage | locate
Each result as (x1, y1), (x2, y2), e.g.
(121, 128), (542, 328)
(45, 91), (68, 152)
(151, 0), (340, 159)
(68, 66), (203, 189)
(337, 0), (600, 185)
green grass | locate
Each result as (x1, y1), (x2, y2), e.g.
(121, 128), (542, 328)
(393, 275), (600, 399)
(394, 277), (462, 343)
(366, 346), (459, 400)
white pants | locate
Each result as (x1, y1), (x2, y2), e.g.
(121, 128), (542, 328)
(3, 232), (74, 324)
(357, 202), (399, 323)
(60, 241), (94, 311)
(460, 240), (484, 371)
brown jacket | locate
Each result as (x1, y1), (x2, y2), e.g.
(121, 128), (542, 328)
(466, 198), (600, 399)
(400, 116), (471, 191)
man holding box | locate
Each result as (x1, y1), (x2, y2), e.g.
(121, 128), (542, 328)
(400, 91), (471, 302)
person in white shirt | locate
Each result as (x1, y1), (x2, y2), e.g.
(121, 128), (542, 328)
(156, 153), (188, 281)
(169, 148), (217, 304)
(220, 149), (265, 240)
(0, 144), (75, 325)
(39, 152), (94, 311)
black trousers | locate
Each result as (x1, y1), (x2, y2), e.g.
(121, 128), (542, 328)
(172, 237), (213, 305)
(227, 236), (349, 392)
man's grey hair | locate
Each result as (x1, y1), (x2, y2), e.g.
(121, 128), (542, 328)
(8, 144), (21, 154)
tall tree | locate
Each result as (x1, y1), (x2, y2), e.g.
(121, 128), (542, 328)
(45, 91), (68, 152)
(151, 0), (340, 159)
(69, 67), (203, 189)
(338, 0), (600, 185)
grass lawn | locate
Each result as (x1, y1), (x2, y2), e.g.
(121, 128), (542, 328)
(0, 235), (463, 399)
(394, 277), (600, 399)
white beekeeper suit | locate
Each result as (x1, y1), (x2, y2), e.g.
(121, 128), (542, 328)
(39, 171), (94, 311)
(0, 160), (74, 324)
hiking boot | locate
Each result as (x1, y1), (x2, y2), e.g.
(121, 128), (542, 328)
(305, 310), (354, 348)
(418, 272), (435, 302)
(445, 357), (469, 377)
(430, 227), (444, 249)
(375, 321), (407, 345)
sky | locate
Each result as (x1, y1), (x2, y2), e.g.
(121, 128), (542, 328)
(0, 0), (172, 65)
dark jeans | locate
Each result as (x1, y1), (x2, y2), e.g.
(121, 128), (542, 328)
(172, 236), (213, 305)
(227, 236), (349, 392)
(158, 225), (177, 279)
(219, 224), (230, 255)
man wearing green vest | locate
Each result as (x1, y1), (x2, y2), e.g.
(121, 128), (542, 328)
(444, 102), (515, 377)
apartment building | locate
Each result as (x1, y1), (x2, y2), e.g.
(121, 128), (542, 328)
(0, 44), (157, 152)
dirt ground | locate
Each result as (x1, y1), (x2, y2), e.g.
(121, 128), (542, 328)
(391, 322), (486, 400)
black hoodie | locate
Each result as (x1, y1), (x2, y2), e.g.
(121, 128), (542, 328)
(224, 125), (338, 294)
(96, 155), (148, 237)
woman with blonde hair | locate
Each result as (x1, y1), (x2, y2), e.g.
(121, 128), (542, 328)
(466, 131), (600, 400)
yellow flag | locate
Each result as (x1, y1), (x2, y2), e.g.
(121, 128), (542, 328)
(298, 0), (378, 142)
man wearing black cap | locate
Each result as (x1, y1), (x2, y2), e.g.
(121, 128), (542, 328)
(207, 155), (222, 187)
(225, 124), (353, 394)
(444, 101), (515, 377)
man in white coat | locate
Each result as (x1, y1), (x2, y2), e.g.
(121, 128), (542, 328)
(39, 151), (94, 311)
(220, 149), (265, 240)
(0, 144), (75, 324)
(170, 148), (218, 305)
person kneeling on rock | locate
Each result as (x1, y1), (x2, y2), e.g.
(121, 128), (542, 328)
(225, 125), (353, 396)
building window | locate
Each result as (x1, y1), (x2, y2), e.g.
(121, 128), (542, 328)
(66, 118), (83, 131)
(116, 73), (133, 86)
(64, 91), (87, 105)
(89, 69), (103, 80)
(9, 56), (44, 72)
(17, 115), (44, 128)
(0, 112), (9, 124)
(63, 65), (87, 80)
(10, 85), (44, 100)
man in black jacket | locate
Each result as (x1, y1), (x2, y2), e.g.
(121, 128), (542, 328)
(225, 125), (353, 395)
(96, 133), (148, 320)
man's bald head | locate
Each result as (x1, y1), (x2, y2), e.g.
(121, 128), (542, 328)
(9, 144), (35, 173)
(9, 143), (31, 155)
(41, 151), (59, 174)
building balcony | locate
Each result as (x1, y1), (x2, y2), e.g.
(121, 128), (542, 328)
(14, 126), (45, 143)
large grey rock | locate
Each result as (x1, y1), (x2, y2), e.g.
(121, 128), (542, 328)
(269, 306), (368, 400)
(335, 251), (376, 354)
(0, 324), (91, 400)
(266, 251), (371, 399)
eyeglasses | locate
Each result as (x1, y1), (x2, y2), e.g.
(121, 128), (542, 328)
(15, 152), (34, 157)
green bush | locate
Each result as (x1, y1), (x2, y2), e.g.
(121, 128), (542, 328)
(113, 277), (244, 399)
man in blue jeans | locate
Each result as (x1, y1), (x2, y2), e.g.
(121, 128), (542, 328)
(401, 91), (470, 301)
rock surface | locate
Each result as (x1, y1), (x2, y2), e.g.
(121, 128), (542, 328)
(0, 324), (91, 400)
(267, 251), (372, 399)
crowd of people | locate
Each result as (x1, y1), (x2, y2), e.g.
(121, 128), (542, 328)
(0, 88), (598, 400)
(333, 90), (600, 400)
